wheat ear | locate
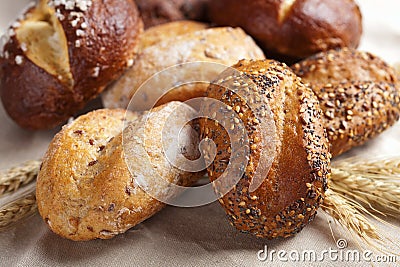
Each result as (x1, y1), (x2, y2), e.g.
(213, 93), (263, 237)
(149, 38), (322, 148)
(0, 188), (37, 231)
(0, 160), (41, 196)
(331, 158), (400, 216)
(0, 161), (40, 231)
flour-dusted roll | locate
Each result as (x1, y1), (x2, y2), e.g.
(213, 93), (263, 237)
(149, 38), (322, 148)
(292, 49), (400, 156)
(200, 59), (331, 239)
(0, 0), (143, 129)
(37, 102), (202, 241)
(102, 27), (265, 110)
(138, 20), (208, 51)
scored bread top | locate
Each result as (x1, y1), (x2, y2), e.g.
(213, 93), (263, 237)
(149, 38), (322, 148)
(208, 0), (362, 59)
(200, 59), (330, 239)
(0, 0), (143, 129)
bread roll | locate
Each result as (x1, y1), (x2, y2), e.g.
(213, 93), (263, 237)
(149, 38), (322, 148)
(0, 0), (143, 129)
(37, 102), (202, 241)
(135, 0), (210, 28)
(139, 20), (208, 51)
(102, 27), (265, 110)
(199, 59), (330, 239)
(208, 0), (362, 61)
(292, 48), (398, 85)
(292, 49), (400, 156)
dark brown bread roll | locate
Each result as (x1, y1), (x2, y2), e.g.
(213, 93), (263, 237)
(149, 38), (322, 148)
(135, 0), (210, 28)
(208, 0), (362, 61)
(0, 0), (143, 129)
(200, 59), (331, 239)
(292, 49), (400, 156)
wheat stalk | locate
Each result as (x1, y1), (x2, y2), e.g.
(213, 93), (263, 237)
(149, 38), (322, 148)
(321, 189), (399, 254)
(0, 160), (41, 196)
(331, 158), (400, 216)
(0, 160), (40, 231)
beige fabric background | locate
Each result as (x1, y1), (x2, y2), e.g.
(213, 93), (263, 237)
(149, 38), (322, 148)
(0, 1), (399, 266)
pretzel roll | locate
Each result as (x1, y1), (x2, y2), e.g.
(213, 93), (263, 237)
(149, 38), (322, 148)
(200, 59), (331, 239)
(208, 0), (362, 60)
(0, 0), (143, 129)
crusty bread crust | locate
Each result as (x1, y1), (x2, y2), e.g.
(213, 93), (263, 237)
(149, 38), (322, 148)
(139, 20), (208, 51)
(200, 59), (330, 238)
(102, 27), (265, 110)
(37, 102), (202, 241)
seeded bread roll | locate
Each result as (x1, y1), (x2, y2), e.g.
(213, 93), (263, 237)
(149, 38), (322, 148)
(200, 59), (331, 239)
(208, 0), (362, 61)
(291, 48), (398, 85)
(0, 0), (143, 129)
(102, 27), (265, 110)
(135, 0), (210, 28)
(292, 49), (400, 156)
(139, 20), (208, 51)
(37, 102), (202, 241)
(312, 82), (400, 156)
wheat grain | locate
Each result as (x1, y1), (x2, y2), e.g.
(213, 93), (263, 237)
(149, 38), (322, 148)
(0, 161), (40, 231)
(331, 158), (400, 216)
(0, 160), (41, 196)
(0, 191), (37, 231)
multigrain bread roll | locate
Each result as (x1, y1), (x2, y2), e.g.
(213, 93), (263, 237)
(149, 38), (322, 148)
(200, 59), (331, 239)
(37, 102), (202, 241)
(102, 27), (265, 110)
(135, 0), (210, 28)
(292, 49), (400, 156)
(208, 0), (362, 61)
(139, 20), (208, 51)
(308, 82), (400, 156)
(292, 49), (398, 85)
(0, 0), (143, 129)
